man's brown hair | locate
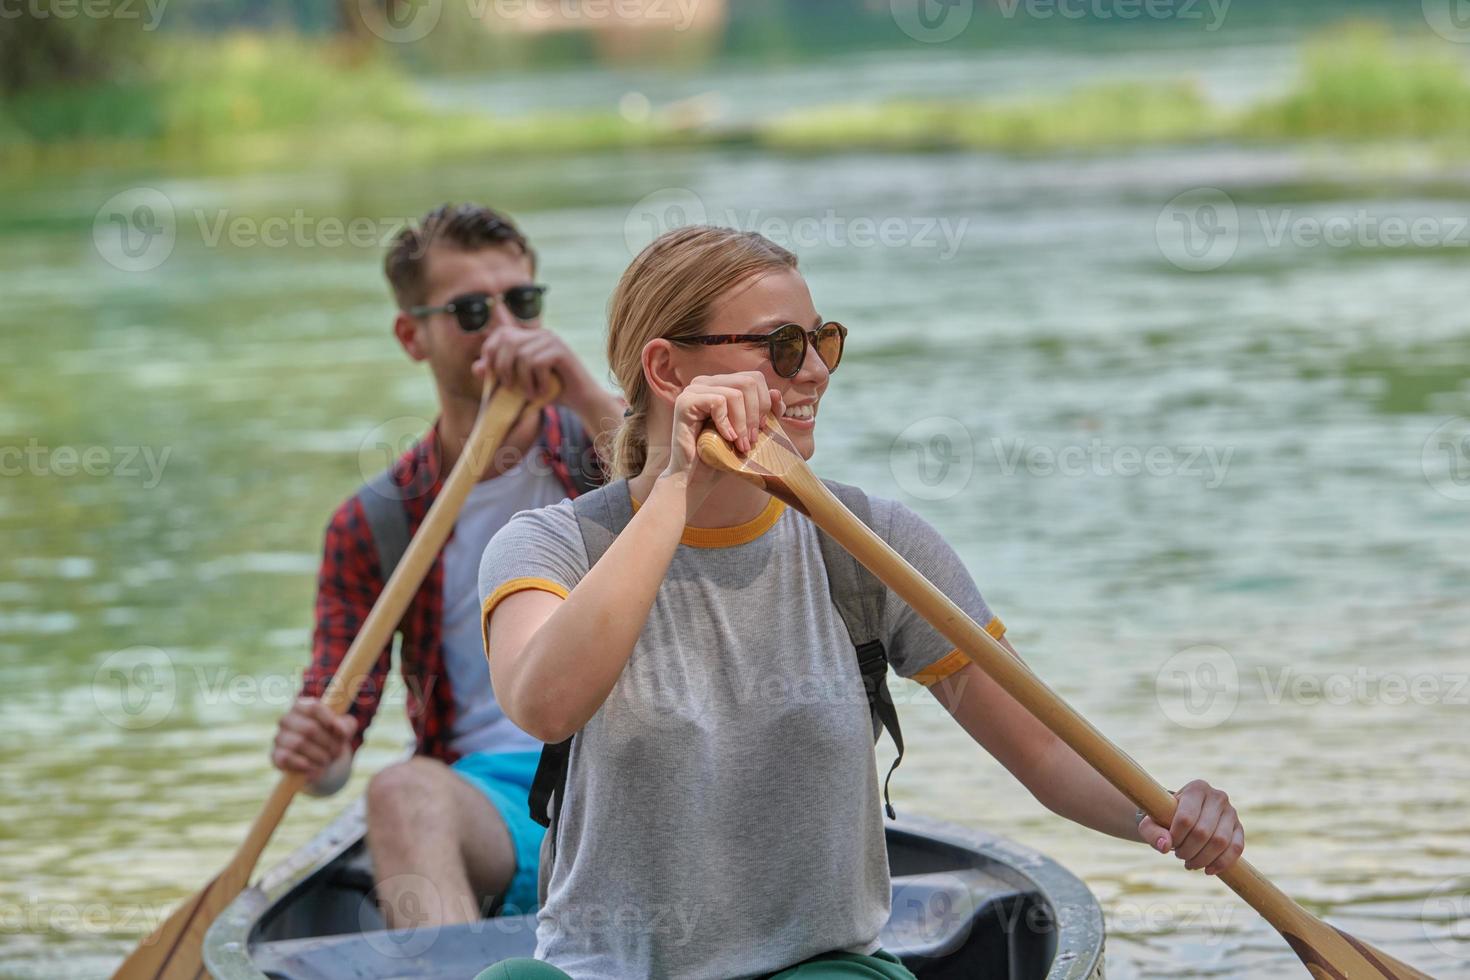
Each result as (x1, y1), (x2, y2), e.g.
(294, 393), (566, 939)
(384, 203), (538, 310)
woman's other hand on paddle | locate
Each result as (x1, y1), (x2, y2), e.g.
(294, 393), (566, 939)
(1138, 779), (1245, 876)
(272, 696), (357, 783)
(663, 370), (783, 483)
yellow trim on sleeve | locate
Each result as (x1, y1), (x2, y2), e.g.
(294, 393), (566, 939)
(479, 576), (571, 656)
(914, 617), (1006, 687)
(629, 492), (786, 548)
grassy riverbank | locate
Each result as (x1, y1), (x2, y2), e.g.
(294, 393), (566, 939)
(4, 23), (1469, 174)
(763, 25), (1470, 154)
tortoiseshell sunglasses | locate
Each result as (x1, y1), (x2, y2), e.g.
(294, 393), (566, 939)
(672, 321), (847, 379)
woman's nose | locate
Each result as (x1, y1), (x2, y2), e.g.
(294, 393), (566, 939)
(794, 333), (830, 382)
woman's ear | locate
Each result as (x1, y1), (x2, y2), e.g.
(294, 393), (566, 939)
(641, 338), (686, 411)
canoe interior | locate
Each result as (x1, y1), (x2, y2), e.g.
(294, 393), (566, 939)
(204, 802), (1104, 979)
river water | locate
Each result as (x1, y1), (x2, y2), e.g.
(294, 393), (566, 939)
(2, 34), (1469, 980)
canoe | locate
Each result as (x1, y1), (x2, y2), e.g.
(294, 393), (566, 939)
(203, 800), (1106, 979)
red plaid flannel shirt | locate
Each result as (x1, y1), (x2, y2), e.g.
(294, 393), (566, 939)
(302, 407), (592, 764)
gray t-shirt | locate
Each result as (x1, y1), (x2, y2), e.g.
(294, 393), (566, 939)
(477, 479), (999, 980)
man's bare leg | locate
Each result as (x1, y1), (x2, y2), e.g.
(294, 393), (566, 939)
(365, 756), (517, 928)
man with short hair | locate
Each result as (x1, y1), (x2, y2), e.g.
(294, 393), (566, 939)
(271, 203), (621, 927)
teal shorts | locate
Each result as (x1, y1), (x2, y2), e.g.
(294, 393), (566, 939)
(451, 749), (545, 915)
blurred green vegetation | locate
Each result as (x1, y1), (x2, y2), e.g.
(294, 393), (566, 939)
(3, 21), (1470, 172)
(761, 82), (1218, 153)
(0, 34), (687, 171)
(765, 24), (1470, 154)
(1243, 22), (1470, 139)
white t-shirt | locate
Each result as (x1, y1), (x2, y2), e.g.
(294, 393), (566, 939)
(441, 456), (570, 757)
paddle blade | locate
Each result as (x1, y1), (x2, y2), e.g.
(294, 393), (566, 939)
(1278, 918), (1435, 979)
(111, 873), (229, 980)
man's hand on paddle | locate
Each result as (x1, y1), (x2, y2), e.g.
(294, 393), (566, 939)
(473, 322), (597, 411)
(1138, 779), (1245, 876)
(272, 696), (357, 784)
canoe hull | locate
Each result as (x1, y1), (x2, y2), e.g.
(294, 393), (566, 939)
(205, 800), (1104, 979)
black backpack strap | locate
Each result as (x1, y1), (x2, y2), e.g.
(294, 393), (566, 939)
(357, 469), (411, 580)
(816, 479), (904, 820)
(527, 479), (633, 831)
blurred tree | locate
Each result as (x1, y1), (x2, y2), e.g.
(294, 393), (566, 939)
(0, 7), (146, 94)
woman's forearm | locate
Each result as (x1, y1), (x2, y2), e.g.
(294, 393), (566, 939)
(1031, 735), (1148, 842)
(504, 472), (690, 742)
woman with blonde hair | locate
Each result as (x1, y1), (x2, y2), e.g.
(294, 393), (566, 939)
(475, 226), (1243, 979)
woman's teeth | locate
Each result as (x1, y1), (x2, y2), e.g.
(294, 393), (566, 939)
(782, 404), (815, 420)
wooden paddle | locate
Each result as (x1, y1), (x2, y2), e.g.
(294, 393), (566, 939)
(697, 414), (1434, 980)
(112, 376), (551, 980)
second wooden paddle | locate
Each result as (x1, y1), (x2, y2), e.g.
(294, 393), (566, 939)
(697, 413), (1433, 980)
(112, 377), (550, 980)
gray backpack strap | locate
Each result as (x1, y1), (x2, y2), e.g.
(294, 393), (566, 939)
(816, 478), (905, 820)
(570, 474), (631, 562)
(357, 469), (411, 580)
(529, 479), (634, 905)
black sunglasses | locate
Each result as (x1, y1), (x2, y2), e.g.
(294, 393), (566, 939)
(673, 321), (847, 379)
(409, 284), (547, 332)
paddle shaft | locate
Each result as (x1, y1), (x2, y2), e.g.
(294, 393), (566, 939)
(226, 378), (541, 889)
(797, 477), (1428, 978)
(697, 420), (1433, 980)
(112, 378), (542, 980)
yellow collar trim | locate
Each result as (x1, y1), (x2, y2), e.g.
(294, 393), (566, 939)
(630, 492), (786, 548)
